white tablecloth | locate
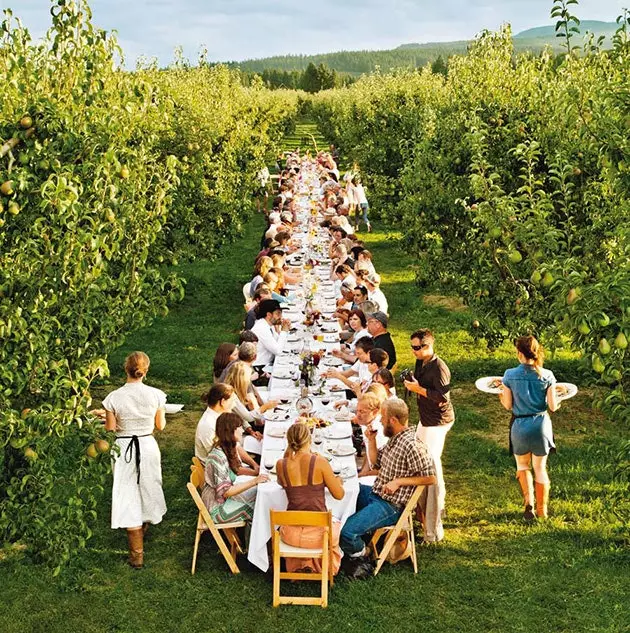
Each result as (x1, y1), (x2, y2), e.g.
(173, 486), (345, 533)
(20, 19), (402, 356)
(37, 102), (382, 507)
(246, 168), (362, 572)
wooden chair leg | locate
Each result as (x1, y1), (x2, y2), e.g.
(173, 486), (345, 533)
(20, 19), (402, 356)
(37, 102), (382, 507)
(272, 532), (281, 608)
(410, 527), (418, 574)
(321, 531), (329, 608)
(208, 525), (240, 574)
(373, 526), (403, 576)
(191, 528), (202, 575)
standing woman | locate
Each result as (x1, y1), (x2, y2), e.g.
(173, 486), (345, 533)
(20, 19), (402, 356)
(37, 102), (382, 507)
(499, 336), (559, 520)
(103, 351), (167, 568)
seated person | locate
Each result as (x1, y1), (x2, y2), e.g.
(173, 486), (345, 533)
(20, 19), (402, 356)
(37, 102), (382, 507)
(355, 249), (376, 275)
(366, 311), (397, 370)
(333, 309), (370, 363)
(218, 342), (263, 406)
(276, 422), (345, 575)
(195, 384), (257, 473)
(324, 337), (374, 397)
(353, 393), (388, 475)
(201, 413), (269, 523)
(340, 399), (436, 572)
(223, 361), (278, 439)
(212, 343), (237, 383)
(250, 256), (273, 298)
(250, 299), (290, 369)
(352, 285), (370, 312)
(244, 285), (272, 330)
(373, 368), (396, 398)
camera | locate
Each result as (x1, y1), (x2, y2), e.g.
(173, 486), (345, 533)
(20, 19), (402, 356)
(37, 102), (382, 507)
(399, 368), (414, 383)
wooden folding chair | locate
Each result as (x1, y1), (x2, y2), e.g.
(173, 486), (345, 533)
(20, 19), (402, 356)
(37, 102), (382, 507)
(369, 485), (425, 576)
(270, 510), (334, 608)
(187, 458), (245, 574)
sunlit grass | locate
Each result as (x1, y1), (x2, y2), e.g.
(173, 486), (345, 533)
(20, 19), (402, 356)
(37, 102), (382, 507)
(0, 124), (628, 633)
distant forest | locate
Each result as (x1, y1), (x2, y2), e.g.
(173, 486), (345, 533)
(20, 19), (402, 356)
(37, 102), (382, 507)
(225, 21), (618, 90)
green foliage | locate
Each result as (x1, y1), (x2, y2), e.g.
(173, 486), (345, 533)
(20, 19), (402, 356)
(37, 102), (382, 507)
(310, 7), (629, 423)
(0, 0), (298, 571)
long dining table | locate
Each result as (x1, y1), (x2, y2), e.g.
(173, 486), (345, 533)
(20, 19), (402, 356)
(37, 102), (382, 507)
(247, 163), (361, 572)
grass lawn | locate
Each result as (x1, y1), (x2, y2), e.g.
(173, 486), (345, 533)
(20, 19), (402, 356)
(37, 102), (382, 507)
(1, 122), (628, 633)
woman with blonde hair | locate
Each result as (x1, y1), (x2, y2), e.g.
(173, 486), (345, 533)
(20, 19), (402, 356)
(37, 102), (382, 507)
(103, 351), (167, 568)
(224, 361), (278, 439)
(275, 423), (345, 574)
(499, 335), (559, 520)
(250, 256), (273, 298)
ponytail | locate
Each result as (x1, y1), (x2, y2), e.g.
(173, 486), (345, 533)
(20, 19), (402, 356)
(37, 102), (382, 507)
(515, 336), (544, 376)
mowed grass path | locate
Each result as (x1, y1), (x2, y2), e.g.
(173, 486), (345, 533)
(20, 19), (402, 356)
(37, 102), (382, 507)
(1, 123), (628, 633)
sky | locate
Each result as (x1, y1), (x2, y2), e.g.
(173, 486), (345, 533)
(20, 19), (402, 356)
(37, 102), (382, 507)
(2, 0), (626, 67)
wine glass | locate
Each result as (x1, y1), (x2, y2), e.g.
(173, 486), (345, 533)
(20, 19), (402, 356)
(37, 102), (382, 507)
(263, 456), (275, 472)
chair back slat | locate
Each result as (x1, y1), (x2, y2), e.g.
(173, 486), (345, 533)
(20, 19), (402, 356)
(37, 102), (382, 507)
(190, 459), (205, 489)
(270, 509), (331, 528)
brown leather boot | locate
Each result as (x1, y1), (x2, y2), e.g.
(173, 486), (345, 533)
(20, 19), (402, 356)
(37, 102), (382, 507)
(516, 471), (535, 521)
(535, 482), (550, 518)
(127, 527), (144, 568)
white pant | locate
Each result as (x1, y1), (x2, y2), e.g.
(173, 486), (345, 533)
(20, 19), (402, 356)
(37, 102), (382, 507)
(415, 422), (453, 541)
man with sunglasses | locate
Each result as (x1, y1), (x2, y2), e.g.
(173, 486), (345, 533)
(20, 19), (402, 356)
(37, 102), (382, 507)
(402, 329), (454, 542)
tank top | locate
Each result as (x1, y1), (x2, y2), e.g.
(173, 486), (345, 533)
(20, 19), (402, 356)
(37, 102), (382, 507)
(278, 454), (326, 512)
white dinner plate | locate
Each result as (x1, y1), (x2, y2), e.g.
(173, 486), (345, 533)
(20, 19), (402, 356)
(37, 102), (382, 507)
(556, 382), (578, 401)
(475, 376), (504, 394)
(328, 444), (356, 457)
(164, 404), (184, 414)
(266, 427), (287, 437)
(324, 428), (353, 440)
(323, 357), (343, 367)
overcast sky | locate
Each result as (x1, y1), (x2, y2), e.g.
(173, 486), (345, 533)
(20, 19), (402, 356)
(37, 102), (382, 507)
(3, 0), (626, 66)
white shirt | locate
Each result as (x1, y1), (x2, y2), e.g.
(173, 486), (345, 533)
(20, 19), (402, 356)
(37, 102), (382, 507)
(348, 328), (370, 352)
(251, 318), (288, 366)
(355, 183), (368, 204)
(194, 407), (220, 462)
(362, 414), (388, 467)
(102, 382), (166, 436)
(351, 360), (372, 389)
(369, 288), (388, 315)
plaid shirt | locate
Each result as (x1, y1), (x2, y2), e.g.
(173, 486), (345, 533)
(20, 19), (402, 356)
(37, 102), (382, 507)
(373, 427), (436, 508)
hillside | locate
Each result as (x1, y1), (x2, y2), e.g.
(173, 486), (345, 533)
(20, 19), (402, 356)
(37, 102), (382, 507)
(227, 21), (619, 76)
(514, 20), (618, 38)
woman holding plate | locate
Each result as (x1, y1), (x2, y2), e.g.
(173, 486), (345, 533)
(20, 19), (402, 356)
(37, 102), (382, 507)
(499, 335), (560, 520)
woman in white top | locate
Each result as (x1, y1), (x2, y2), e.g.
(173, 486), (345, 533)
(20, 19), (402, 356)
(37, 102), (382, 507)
(103, 351), (167, 568)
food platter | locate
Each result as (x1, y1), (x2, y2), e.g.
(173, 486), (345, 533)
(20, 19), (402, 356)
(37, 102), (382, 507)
(474, 376), (504, 394)
(555, 382), (578, 401)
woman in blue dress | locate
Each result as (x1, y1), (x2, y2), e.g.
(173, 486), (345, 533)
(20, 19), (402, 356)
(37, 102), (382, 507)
(499, 336), (559, 520)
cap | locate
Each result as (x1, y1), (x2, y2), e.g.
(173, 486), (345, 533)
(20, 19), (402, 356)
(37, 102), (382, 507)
(367, 311), (388, 328)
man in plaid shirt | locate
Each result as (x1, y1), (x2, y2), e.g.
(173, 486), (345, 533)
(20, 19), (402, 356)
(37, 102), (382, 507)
(340, 398), (436, 569)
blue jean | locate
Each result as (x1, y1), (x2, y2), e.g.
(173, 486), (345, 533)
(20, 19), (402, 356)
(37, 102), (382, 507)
(340, 484), (401, 555)
(353, 203), (370, 227)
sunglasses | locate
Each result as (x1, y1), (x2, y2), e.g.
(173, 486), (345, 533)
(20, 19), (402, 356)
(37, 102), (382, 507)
(411, 344), (430, 351)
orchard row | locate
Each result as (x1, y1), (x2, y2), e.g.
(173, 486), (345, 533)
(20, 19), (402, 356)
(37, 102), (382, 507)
(0, 0), (299, 571)
(311, 11), (629, 423)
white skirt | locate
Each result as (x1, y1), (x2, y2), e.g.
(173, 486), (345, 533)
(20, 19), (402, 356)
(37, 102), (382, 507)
(111, 435), (167, 529)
